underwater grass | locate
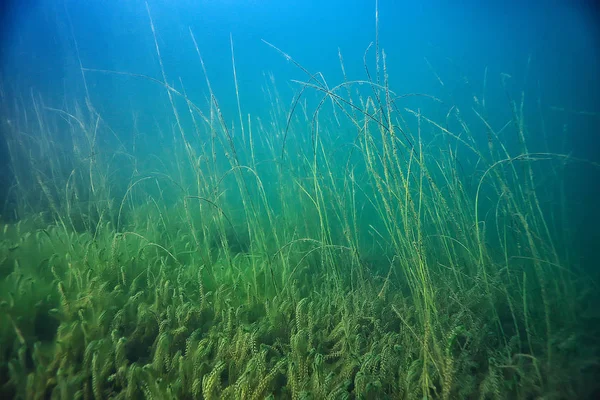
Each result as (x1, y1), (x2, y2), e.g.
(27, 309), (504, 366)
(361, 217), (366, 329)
(1, 6), (600, 400)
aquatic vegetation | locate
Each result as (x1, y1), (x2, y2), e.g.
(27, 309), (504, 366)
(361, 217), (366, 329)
(1, 15), (599, 400)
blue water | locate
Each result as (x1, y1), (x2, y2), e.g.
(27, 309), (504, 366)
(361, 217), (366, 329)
(1, 0), (599, 263)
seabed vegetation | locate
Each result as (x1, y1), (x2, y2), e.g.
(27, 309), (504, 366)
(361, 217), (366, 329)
(1, 7), (599, 400)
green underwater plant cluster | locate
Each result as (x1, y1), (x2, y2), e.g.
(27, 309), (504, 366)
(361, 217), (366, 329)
(1, 15), (600, 400)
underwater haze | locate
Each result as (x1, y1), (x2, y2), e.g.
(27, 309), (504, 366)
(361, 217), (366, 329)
(1, 0), (600, 399)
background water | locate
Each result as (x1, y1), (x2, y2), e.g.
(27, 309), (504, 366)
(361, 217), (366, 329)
(1, 0), (599, 269)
